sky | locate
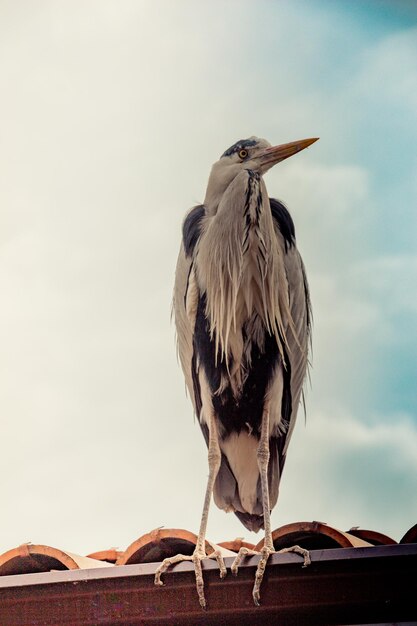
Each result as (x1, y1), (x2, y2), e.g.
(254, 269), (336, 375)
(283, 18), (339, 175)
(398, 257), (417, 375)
(0, 0), (416, 556)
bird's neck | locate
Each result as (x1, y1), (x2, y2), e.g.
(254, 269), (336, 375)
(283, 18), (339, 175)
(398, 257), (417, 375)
(196, 170), (290, 369)
(203, 162), (241, 216)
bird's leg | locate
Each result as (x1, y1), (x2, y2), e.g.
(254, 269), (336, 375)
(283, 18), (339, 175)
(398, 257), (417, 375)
(154, 411), (226, 609)
(231, 404), (274, 603)
(231, 405), (310, 605)
(191, 410), (227, 607)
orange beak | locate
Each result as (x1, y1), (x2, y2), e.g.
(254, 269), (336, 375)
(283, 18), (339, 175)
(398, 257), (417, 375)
(258, 137), (319, 167)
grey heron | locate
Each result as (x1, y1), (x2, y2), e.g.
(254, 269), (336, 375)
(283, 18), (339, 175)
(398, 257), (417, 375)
(155, 135), (318, 607)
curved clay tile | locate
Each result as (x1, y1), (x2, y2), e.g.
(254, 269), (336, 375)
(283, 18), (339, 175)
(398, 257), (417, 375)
(400, 523), (417, 544)
(86, 549), (123, 564)
(346, 528), (397, 546)
(218, 538), (255, 552)
(255, 521), (373, 552)
(0, 544), (113, 576)
(116, 528), (230, 566)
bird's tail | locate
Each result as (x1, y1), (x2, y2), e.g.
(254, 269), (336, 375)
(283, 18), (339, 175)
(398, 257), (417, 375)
(213, 436), (280, 533)
(234, 511), (264, 533)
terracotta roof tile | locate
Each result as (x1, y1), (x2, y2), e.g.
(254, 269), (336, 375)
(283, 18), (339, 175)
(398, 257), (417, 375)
(400, 522), (417, 544)
(0, 521), (415, 577)
(346, 527), (397, 546)
(0, 544), (113, 576)
(218, 538), (255, 552)
(86, 548), (123, 564)
(260, 521), (373, 550)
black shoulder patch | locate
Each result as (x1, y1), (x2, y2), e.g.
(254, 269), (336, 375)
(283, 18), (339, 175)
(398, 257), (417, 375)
(269, 197), (295, 251)
(182, 204), (205, 257)
(191, 350), (203, 421)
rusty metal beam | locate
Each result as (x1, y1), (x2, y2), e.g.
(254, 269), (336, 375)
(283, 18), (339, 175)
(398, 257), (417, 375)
(0, 544), (416, 625)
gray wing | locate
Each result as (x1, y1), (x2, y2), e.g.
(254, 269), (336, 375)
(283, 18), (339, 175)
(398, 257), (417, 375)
(173, 205), (206, 416)
(174, 206), (244, 517)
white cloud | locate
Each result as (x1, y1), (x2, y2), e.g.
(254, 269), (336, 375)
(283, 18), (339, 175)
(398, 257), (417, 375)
(267, 159), (372, 265)
(277, 409), (417, 541)
(355, 27), (417, 116)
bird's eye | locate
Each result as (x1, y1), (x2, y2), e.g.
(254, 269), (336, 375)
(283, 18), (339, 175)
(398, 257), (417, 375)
(238, 149), (248, 159)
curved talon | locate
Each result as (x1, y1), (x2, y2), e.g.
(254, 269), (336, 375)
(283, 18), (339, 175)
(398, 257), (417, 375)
(278, 544), (311, 568)
(154, 553), (193, 587)
(230, 545), (275, 605)
(231, 546), (259, 576)
(154, 548), (226, 610)
(208, 549), (227, 579)
(252, 546), (274, 605)
(231, 543), (311, 606)
(192, 553), (206, 609)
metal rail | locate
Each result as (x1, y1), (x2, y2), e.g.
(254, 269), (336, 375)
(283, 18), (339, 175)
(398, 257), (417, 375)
(0, 544), (416, 625)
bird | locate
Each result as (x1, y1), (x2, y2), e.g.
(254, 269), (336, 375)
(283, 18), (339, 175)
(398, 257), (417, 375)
(154, 135), (318, 608)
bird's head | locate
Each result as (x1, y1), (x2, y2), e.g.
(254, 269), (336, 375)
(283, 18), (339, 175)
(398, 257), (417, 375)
(204, 136), (318, 213)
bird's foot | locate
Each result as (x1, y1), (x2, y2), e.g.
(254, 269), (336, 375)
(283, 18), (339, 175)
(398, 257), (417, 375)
(231, 544), (311, 606)
(154, 548), (226, 609)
